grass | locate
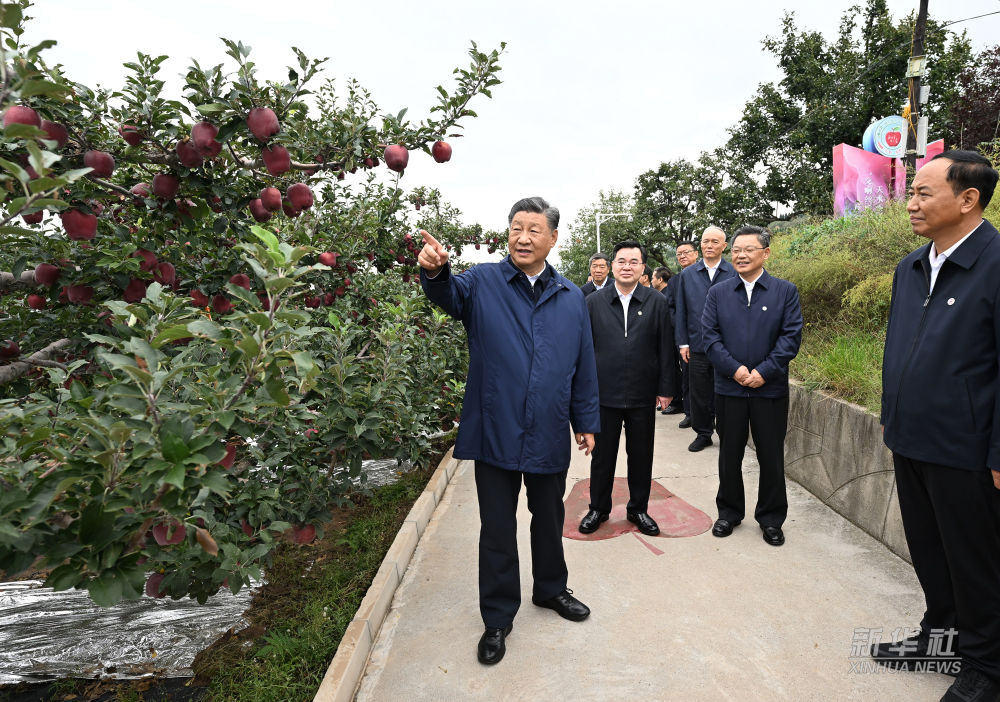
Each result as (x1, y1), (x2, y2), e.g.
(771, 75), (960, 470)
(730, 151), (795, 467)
(199, 463), (436, 702)
(793, 327), (884, 413)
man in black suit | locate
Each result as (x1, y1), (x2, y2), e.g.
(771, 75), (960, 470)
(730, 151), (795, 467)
(674, 227), (736, 451)
(580, 253), (611, 297)
(874, 150), (1000, 701)
(579, 240), (675, 536)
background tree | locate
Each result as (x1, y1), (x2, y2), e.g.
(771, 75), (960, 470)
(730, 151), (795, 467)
(943, 45), (1000, 150)
(0, 1), (503, 605)
(556, 189), (638, 285)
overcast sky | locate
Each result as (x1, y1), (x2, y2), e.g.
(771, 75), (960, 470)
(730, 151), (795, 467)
(24, 1), (1000, 264)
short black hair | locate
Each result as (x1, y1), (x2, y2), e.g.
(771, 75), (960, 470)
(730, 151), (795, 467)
(589, 252), (609, 265)
(732, 225), (771, 249)
(675, 240), (698, 253)
(653, 266), (671, 281)
(931, 150), (998, 209)
(612, 240), (647, 263)
(508, 196), (559, 230)
(643, 265), (653, 279)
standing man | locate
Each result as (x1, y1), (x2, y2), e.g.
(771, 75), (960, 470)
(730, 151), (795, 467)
(875, 151), (1000, 701)
(579, 241), (675, 536)
(701, 226), (802, 547)
(651, 266), (671, 296)
(653, 266), (685, 417)
(581, 253), (611, 297)
(674, 227), (735, 451)
(639, 265), (653, 287)
(670, 241), (699, 423)
(418, 197), (599, 666)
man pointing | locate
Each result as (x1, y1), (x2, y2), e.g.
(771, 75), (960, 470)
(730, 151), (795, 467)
(418, 196), (600, 665)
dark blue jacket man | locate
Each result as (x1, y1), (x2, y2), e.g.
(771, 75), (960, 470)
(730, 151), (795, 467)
(874, 151), (1000, 701)
(673, 227), (736, 450)
(419, 196), (600, 667)
(702, 226), (802, 547)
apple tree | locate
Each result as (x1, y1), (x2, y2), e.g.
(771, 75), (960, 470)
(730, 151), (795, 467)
(0, 1), (503, 604)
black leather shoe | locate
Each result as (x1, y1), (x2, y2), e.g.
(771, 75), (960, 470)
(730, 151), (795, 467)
(678, 416), (692, 429)
(532, 588), (590, 621)
(711, 518), (740, 537)
(578, 509), (609, 534)
(871, 630), (962, 676)
(688, 435), (713, 452)
(661, 404), (682, 415)
(761, 525), (785, 546)
(477, 623), (513, 665)
(942, 668), (1000, 701)
(627, 511), (660, 536)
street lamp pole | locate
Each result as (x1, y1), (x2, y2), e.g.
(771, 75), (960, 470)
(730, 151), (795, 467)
(595, 212), (629, 254)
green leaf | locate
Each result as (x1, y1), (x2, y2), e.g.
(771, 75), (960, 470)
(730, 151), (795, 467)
(19, 79), (69, 98)
(196, 102), (228, 113)
(264, 277), (295, 293)
(163, 462), (186, 489)
(188, 319), (222, 339)
(46, 564), (83, 592)
(250, 225), (280, 252)
(237, 334), (260, 358)
(265, 377), (290, 406)
(88, 572), (124, 607)
(215, 410), (236, 430)
(152, 324), (197, 347)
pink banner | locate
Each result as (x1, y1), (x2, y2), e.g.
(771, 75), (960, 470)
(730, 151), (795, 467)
(833, 140), (944, 217)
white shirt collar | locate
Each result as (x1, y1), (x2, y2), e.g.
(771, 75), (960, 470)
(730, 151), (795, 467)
(930, 219), (984, 264)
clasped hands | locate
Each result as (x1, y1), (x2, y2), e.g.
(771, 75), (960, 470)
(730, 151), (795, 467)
(734, 365), (765, 388)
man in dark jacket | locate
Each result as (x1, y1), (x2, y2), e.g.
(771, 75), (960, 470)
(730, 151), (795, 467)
(702, 226), (802, 547)
(419, 196), (600, 666)
(578, 241), (675, 536)
(674, 228), (736, 451)
(874, 150), (1000, 702)
(580, 253), (611, 296)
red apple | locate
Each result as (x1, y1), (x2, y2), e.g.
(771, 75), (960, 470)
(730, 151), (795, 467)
(318, 252), (339, 267)
(22, 211), (43, 224)
(40, 120), (68, 148)
(132, 248), (157, 272)
(282, 201), (300, 218)
(212, 294), (233, 314)
(34, 263), (60, 286)
(229, 273), (251, 290)
(287, 183), (313, 210)
(240, 519), (254, 537)
(191, 120), (220, 156)
(364, 156), (378, 168)
(154, 262), (176, 284)
(247, 107), (279, 141)
(27, 294), (46, 309)
(261, 145), (291, 176)
(130, 182), (150, 198)
(118, 124), (143, 146)
(123, 279), (147, 303)
(66, 284), (94, 304)
(152, 519), (186, 546)
(60, 209), (97, 240)
(0, 340), (19, 359)
(152, 174), (180, 199)
(432, 140), (452, 163)
(145, 573), (167, 599)
(383, 144), (408, 172)
(259, 187), (282, 212)
(3, 105), (40, 128)
(292, 524), (316, 544)
(83, 150), (115, 177)
(220, 442), (237, 469)
(175, 139), (203, 168)
(190, 289), (210, 307)
(249, 198), (272, 222)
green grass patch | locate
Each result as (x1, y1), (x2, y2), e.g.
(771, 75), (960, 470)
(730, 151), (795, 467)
(793, 327), (884, 413)
(198, 463), (437, 702)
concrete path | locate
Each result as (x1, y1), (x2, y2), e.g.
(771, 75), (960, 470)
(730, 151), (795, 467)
(354, 412), (952, 701)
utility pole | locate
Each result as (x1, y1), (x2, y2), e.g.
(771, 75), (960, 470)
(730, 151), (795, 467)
(904, 0), (929, 185)
(595, 212), (629, 255)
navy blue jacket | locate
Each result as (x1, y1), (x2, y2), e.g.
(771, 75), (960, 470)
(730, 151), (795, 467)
(702, 270), (803, 398)
(421, 257), (601, 474)
(674, 258), (736, 353)
(881, 219), (1000, 471)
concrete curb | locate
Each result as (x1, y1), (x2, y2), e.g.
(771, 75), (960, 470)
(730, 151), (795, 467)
(313, 447), (459, 702)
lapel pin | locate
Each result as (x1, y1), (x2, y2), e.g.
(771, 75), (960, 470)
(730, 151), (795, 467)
(947, 298), (955, 306)
(762, 306), (767, 311)
(637, 310), (642, 316)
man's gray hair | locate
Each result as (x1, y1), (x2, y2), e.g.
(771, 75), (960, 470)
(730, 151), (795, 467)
(732, 225), (771, 248)
(703, 225), (727, 242)
(589, 252), (610, 265)
(508, 196), (559, 230)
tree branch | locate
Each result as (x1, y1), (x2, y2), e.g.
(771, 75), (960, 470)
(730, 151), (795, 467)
(0, 269), (39, 292)
(0, 339), (72, 385)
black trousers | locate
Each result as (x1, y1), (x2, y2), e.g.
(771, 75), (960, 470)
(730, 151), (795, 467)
(715, 394), (789, 527)
(475, 461), (568, 628)
(893, 453), (1000, 682)
(589, 405), (655, 514)
(680, 353), (690, 416)
(688, 352), (716, 438)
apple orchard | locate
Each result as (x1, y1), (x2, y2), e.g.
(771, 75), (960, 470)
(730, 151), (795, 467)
(0, 3), (504, 605)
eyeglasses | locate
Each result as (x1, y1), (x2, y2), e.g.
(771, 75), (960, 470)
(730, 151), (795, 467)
(730, 246), (765, 255)
(614, 259), (643, 268)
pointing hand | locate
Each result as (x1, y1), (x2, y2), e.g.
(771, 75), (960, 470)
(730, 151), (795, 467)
(417, 229), (449, 275)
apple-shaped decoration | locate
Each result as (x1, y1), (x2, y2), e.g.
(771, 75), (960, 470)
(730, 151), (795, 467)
(432, 140), (452, 163)
(60, 209), (97, 240)
(287, 183), (313, 210)
(384, 144), (408, 173)
(247, 107), (280, 142)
